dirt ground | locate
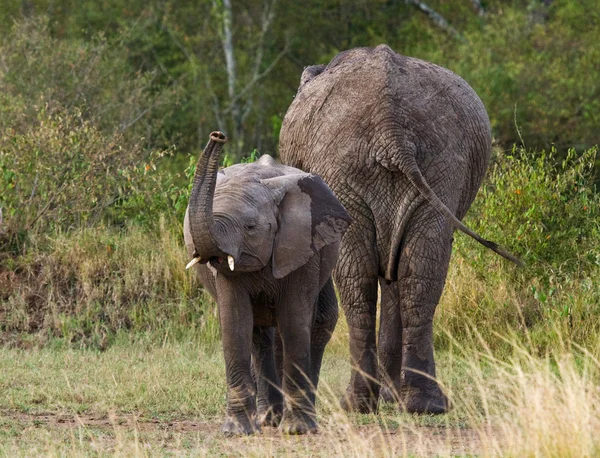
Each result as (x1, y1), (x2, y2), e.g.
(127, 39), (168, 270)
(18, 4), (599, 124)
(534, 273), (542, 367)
(1, 411), (493, 456)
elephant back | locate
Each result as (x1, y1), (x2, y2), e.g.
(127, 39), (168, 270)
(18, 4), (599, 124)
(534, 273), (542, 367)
(279, 44), (491, 193)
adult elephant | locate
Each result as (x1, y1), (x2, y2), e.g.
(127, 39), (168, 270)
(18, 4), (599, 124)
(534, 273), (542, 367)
(279, 45), (519, 414)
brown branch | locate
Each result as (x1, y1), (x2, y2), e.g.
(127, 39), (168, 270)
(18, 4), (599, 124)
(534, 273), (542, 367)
(24, 181), (69, 231)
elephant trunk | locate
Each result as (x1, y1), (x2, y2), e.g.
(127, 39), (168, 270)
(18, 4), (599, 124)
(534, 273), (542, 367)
(188, 131), (227, 260)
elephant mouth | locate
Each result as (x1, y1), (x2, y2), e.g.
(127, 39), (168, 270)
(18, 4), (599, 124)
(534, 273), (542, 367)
(184, 254), (228, 271)
(190, 252), (264, 274)
(208, 256), (226, 267)
(238, 252), (267, 271)
(213, 252), (265, 273)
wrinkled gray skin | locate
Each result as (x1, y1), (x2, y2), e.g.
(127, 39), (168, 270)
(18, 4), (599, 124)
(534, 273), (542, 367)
(183, 132), (351, 435)
(279, 45), (519, 414)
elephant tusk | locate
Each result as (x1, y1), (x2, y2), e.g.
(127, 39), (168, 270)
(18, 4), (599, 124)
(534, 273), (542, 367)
(227, 255), (235, 271)
(185, 257), (201, 270)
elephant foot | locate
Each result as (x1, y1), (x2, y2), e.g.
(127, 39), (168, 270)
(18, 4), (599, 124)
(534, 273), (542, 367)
(379, 385), (399, 404)
(279, 411), (317, 435)
(339, 387), (378, 414)
(258, 405), (283, 427)
(398, 386), (450, 415)
(221, 415), (260, 436)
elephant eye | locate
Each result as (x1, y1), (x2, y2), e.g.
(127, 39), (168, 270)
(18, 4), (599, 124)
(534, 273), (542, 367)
(244, 223), (256, 231)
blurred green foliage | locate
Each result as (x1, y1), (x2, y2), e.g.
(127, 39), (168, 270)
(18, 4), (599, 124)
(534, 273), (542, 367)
(441, 145), (600, 352)
(1, 1), (598, 160)
(470, 146), (600, 278)
(0, 94), (180, 254)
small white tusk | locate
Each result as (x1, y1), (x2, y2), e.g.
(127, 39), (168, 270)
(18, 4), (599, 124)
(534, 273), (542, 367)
(228, 255), (235, 271)
(185, 257), (201, 270)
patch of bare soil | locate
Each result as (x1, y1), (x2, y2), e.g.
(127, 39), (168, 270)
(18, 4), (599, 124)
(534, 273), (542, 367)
(4, 411), (206, 433)
(1, 411), (495, 456)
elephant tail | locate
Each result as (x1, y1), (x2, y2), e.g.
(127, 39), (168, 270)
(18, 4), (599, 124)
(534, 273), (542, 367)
(400, 158), (523, 266)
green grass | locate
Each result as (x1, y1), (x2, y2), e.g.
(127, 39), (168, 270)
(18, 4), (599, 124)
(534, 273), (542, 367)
(0, 338), (484, 456)
(0, 340), (225, 418)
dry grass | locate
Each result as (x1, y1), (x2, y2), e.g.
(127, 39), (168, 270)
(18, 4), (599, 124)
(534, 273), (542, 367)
(2, 219), (600, 456)
(440, 338), (600, 457)
(0, 218), (219, 349)
(436, 251), (600, 358)
(0, 316), (598, 456)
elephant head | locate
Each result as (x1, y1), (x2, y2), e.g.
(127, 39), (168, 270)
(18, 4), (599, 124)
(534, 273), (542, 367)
(185, 132), (351, 278)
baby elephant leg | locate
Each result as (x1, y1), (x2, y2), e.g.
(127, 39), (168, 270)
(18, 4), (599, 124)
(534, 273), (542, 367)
(309, 278), (339, 404)
(217, 281), (259, 435)
(252, 326), (283, 427)
(277, 269), (321, 434)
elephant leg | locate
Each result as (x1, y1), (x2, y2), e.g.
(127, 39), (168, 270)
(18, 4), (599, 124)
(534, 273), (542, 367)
(378, 279), (403, 403)
(334, 221), (380, 413)
(309, 277), (339, 404)
(274, 328), (283, 387)
(252, 326), (283, 427)
(277, 278), (320, 434)
(397, 213), (453, 414)
(217, 281), (259, 435)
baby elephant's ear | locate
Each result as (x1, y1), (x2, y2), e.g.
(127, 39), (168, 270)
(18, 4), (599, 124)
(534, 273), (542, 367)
(261, 174), (352, 279)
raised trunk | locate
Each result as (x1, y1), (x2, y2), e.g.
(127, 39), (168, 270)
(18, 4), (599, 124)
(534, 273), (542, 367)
(188, 131), (227, 258)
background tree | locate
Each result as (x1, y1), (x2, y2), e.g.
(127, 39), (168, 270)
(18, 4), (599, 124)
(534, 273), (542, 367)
(0, 0), (598, 160)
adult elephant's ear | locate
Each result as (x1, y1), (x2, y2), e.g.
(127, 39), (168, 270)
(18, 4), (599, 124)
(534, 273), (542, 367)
(261, 174), (352, 279)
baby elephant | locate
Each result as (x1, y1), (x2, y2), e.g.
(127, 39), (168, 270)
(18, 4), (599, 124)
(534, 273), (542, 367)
(183, 132), (351, 435)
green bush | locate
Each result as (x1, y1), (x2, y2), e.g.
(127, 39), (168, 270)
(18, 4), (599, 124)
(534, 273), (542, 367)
(0, 17), (172, 150)
(0, 17), (199, 255)
(0, 101), (178, 253)
(433, 1), (600, 151)
(463, 146), (600, 282)
(438, 146), (600, 354)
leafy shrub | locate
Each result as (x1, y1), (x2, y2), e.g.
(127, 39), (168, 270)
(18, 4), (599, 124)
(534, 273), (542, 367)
(435, 1), (600, 151)
(438, 146), (600, 354)
(0, 16), (200, 255)
(464, 146), (599, 282)
(0, 100), (177, 253)
(0, 17), (173, 150)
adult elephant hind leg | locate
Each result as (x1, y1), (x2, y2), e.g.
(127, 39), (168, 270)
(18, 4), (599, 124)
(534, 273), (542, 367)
(335, 221), (380, 413)
(378, 279), (403, 404)
(397, 211), (453, 415)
